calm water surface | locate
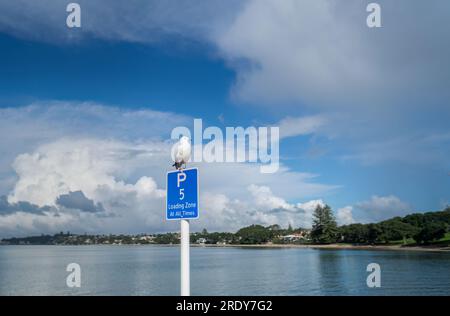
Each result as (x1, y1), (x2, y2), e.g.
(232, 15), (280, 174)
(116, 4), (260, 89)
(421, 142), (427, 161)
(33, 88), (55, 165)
(0, 245), (449, 295)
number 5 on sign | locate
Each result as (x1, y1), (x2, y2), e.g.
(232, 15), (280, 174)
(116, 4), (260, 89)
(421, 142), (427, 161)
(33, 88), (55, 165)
(166, 168), (199, 220)
(177, 172), (186, 200)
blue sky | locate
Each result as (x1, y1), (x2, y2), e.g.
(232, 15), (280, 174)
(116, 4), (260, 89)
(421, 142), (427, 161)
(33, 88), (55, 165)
(0, 0), (449, 236)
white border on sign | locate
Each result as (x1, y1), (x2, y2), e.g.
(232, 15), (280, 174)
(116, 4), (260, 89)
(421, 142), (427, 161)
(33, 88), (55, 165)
(165, 167), (199, 221)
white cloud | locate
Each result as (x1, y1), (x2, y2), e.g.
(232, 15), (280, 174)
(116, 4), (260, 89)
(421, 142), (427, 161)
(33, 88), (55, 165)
(56, 191), (105, 213)
(198, 162), (337, 202)
(0, 102), (189, 195)
(330, 196), (412, 225)
(355, 195), (411, 222)
(199, 186), (325, 231)
(295, 199), (326, 227)
(336, 206), (355, 225)
(0, 102), (337, 236)
(7, 138), (166, 207)
(0, 211), (81, 237)
(277, 115), (327, 139)
(248, 184), (294, 211)
(1, 138), (172, 236)
(1, 137), (333, 236)
(217, 0), (450, 109)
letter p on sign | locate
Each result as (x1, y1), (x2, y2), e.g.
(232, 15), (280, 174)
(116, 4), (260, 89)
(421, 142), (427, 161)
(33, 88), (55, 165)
(177, 172), (186, 188)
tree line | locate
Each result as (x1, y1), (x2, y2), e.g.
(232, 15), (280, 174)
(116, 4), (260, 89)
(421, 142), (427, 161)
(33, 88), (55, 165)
(189, 206), (450, 246)
(312, 205), (450, 245)
(2, 206), (449, 246)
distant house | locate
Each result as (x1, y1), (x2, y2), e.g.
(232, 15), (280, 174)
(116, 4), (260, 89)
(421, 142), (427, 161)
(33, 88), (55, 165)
(139, 235), (155, 242)
(281, 231), (309, 242)
(196, 238), (207, 244)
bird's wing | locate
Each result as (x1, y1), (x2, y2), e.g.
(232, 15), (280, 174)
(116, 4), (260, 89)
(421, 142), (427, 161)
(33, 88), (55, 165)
(175, 143), (184, 162)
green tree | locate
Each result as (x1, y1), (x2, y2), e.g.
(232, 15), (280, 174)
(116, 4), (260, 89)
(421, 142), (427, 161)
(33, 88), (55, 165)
(378, 219), (419, 244)
(287, 223), (293, 234)
(413, 222), (446, 244)
(154, 233), (180, 244)
(267, 224), (281, 231)
(310, 204), (338, 244)
(365, 224), (382, 244)
(402, 213), (426, 228)
(236, 225), (272, 244)
(339, 223), (369, 244)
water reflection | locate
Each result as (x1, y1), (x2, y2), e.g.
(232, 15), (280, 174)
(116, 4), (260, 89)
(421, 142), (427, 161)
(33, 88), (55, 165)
(0, 246), (449, 295)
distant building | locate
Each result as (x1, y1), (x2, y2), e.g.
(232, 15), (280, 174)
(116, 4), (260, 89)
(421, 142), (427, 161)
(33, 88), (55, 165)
(139, 235), (155, 242)
(281, 231), (309, 242)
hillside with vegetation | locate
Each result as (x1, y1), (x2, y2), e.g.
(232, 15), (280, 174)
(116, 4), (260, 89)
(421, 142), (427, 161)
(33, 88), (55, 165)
(338, 206), (450, 246)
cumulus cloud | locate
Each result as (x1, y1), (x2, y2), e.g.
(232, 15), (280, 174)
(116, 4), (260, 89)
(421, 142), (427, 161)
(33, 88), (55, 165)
(248, 184), (294, 211)
(0, 102), (189, 195)
(0, 193), (111, 237)
(336, 206), (355, 225)
(0, 120), (335, 236)
(200, 185), (325, 231)
(56, 191), (105, 213)
(7, 138), (167, 207)
(0, 207), (119, 238)
(355, 195), (411, 222)
(0, 102), (177, 236)
(0, 195), (52, 215)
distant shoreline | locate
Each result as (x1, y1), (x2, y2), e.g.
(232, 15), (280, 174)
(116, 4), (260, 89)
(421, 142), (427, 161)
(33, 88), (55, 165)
(2, 243), (449, 252)
(189, 243), (450, 253)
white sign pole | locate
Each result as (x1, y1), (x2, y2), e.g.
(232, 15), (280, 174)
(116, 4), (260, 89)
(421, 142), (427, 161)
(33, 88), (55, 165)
(180, 219), (190, 296)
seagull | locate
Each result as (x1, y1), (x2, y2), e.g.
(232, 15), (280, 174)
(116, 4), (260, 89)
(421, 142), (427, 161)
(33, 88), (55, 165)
(172, 136), (191, 170)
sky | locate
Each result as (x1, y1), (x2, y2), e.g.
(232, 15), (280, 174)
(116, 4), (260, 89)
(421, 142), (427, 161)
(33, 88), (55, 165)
(0, 0), (449, 237)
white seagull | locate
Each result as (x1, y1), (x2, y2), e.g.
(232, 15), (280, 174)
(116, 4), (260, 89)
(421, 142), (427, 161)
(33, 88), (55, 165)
(172, 136), (191, 170)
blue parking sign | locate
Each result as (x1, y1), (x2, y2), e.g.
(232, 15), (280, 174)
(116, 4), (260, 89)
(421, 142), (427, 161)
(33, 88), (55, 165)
(166, 168), (199, 220)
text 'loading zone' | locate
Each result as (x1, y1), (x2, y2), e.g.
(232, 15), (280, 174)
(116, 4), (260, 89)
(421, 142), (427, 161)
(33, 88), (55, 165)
(166, 168), (199, 220)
